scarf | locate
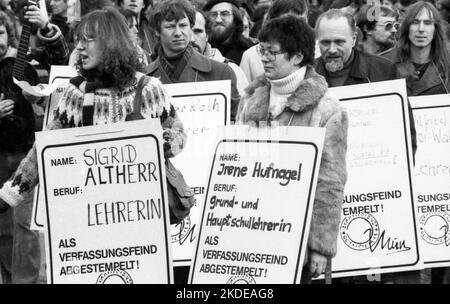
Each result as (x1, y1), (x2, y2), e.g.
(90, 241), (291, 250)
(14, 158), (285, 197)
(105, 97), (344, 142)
(158, 44), (194, 83)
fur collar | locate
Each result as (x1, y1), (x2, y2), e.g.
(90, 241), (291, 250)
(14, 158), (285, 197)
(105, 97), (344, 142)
(241, 65), (328, 122)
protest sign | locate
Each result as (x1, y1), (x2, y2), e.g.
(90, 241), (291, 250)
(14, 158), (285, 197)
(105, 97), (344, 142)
(163, 81), (230, 267)
(31, 66), (77, 231)
(35, 120), (173, 284)
(189, 125), (325, 284)
(411, 94), (450, 268)
(328, 79), (421, 278)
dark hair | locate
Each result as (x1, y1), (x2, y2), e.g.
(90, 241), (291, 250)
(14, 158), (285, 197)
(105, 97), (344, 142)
(116, 0), (152, 21)
(398, 1), (450, 82)
(149, 0), (196, 33)
(249, 3), (270, 37)
(315, 8), (357, 33)
(357, 5), (397, 40)
(0, 11), (17, 48)
(266, 0), (308, 20)
(74, 7), (144, 89)
(258, 15), (315, 67)
(80, 0), (114, 16)
(195, 9), (212, 36)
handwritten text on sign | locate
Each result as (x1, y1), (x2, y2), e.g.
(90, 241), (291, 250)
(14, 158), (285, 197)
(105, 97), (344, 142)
(164, 81), (230, 267)
(329, 80), (421, 278)
(411, 94), (450, 268)
(36, 120), (172, 284)
(190, 126), (324, 284)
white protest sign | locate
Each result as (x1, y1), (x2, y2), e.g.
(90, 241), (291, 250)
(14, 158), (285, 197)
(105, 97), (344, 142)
(328, 79), (421, 278)
(189, 125), (325, 284)
(31, 66), (77, 231)
(36, 120), (173, 284)
(411, 94), (450, 268)
(163, 80), (230, 267)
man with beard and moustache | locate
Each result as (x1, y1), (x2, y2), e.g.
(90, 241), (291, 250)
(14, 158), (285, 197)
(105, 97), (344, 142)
(357, 5), (400, 56)
(203, 0), (255, 64)
(315, 9), (416, 158)
(191, 9), (248, 95)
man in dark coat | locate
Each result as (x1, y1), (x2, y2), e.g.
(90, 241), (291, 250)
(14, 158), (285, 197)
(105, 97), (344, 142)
(147, 0), (240, 121)
(314, 9), (417, 159)
(203, 0), (255, 64)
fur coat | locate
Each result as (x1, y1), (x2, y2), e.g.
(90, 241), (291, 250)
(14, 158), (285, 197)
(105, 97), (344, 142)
(237, 65), (348, 258)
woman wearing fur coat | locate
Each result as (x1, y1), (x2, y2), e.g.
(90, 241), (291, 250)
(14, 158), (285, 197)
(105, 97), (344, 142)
(237, 15), (348, 283)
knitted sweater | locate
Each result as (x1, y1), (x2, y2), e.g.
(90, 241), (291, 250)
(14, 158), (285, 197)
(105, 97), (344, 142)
(0, 72), (187, 207)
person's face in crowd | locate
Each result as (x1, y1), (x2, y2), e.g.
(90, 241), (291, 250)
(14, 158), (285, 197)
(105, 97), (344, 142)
(317, 17), (356, 72)
(159, 14), (192, 57)
(191, 12), (208, 54)
(408, 7), (435, 49)
(76, 35), (103, 70)
(127, 15), (139, 40)
(208, 2), (235, 42)
(50, 0), (69, 17)
(371, 15), (398, 49)
(258, 41), (302, 80)
(395, 3), (409, 24)
(381, 0), (394, 9)
(242, 14), (250, 38)
(121, 0), (144, 16)
(0, 25), (8, 59)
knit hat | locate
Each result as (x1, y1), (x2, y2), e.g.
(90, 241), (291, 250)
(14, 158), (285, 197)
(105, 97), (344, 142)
(203, 0), (240, 11)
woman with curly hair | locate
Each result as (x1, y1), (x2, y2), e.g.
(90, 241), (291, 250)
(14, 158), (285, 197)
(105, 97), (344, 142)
(0, 7), (187, 213)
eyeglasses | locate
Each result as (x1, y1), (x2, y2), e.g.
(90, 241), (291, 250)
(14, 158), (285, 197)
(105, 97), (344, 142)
(377, 22), (400, 31)
(74, 36), (96, 45)
(208, 10), (232, 19)
(256, 44), (286, 61)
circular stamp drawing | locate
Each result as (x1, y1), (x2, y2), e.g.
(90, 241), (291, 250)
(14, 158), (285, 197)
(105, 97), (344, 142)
(340, 213), (380, 250)
(171, 216), (191, 243)
(419, 211), (450, 245)
(96, 269), (133, 284)
(227, 275), (256, 284)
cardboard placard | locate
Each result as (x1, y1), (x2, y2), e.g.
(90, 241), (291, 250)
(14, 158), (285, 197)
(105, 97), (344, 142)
(163, 81), (230, 267)
(36, 120), (173, 284)
(189, 126), (325, 284)
(31, 66), (77, 231)
(328, 80), (422, 278)
(411, 94), (450, 268)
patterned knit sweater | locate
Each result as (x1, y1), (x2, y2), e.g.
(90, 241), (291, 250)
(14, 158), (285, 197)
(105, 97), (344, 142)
(0, 72), (187, 207)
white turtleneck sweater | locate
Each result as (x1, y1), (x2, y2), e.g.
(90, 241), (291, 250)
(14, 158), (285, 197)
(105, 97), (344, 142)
(268, 66), (306, 119)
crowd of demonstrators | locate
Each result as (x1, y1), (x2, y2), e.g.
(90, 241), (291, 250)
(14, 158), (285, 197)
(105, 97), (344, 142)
(0, 0), (449, 285)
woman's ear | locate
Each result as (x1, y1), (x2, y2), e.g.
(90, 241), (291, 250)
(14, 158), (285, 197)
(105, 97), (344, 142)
(294, 52), (304, 66)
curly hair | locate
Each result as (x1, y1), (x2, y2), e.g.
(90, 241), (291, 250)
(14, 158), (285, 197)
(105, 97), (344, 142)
(74, 7), (144, 89)
(149, 0), (196, 33)
(0, 11), (17, 49)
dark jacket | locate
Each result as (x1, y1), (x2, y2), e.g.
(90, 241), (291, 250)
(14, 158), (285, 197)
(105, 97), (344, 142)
(315, 49), (417, 162)
(382, 47), (450, 96)
(211, 35), (255, 65)
(147, 49), (241, 121)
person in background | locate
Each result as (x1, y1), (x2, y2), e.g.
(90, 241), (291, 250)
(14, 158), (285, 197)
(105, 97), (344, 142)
(203, 0), (255, 64)
(383, 0), (450, 95)
(237, 15), (348, 283)
(191, 9), (249, 95)
(356, 5), (399, 56)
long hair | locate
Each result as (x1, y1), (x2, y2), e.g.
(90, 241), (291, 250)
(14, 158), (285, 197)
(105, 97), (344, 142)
(398, 1), (450, 82)
(0, 11), (17, 48)
(74, 7), (144, 89)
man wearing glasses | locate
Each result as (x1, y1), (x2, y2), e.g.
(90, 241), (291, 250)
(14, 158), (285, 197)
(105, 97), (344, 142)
(357, 5), (400, 56)
(203, 0), (255, 65)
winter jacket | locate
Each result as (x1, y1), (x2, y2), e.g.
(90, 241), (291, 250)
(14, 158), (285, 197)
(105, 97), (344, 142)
(382, 47), (450, 96)
(237, 65), (348, 258)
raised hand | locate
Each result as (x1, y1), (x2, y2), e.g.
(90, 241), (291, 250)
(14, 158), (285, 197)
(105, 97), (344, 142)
(0, 93), (14, 119)
(24, 3), (50, 30)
